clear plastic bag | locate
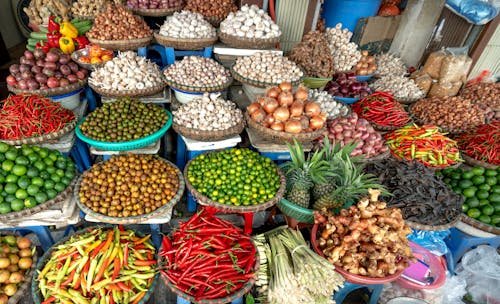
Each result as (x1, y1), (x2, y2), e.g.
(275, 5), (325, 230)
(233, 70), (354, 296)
(446, 0), (500, 25)
(455, 245), (500, 304)
(439, 55), (472, 85)
(380, 283), (444, 304)
(441, 276), (467, 304)
(407, 229), (450, 256)
(422, 51), (447, 79)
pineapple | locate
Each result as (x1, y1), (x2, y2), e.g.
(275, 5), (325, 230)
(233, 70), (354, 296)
(282, 140), (329, 208)
(313, 155), (383, 210)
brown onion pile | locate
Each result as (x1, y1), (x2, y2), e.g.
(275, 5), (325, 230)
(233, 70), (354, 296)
(184, 0), (237, 20)
(288, 31), (334, 78)
(411, 96), (486, 131)
(78, 154), (180, 217)
(87, 4), (153, 40)
(247, 83), (326, 133)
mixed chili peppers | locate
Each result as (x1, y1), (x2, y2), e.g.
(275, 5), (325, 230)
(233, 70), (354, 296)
(456, 122), (500, 165)
(37, 227), (156, 304)
(159, 207), (256, 301)
(0, 93), (75, 140)
(352, 91), (411, 127)
(385, 124), (462, 168)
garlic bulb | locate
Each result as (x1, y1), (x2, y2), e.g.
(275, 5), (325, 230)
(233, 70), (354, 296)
(376, 53), (407, 77)
(309, 89), (350, 119)
(220, 5), (281, 39)
(325, 23), (361, 72)
(233, 52), (303, 84)
(173, 93), (243, 131)
(89, 51), (163, 91)
(163, 56), (231, 87)
(159, 11), (216, 39)
(371, 75), (425, 99)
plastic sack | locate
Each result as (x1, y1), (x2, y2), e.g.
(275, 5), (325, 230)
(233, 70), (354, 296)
(380, 282), (444, 304)
(446, 0), (500, 25)
(422, 51), (447, 79)
(441, 276), (467, 304)
(439, 55), (472, 85)
(455, 245), (500, 304)
(407, 229), (450, 256)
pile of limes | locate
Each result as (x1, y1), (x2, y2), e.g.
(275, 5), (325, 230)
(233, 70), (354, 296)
(0, 142), (75, 214)
(187, 148), (281, 206)
(439, 166), (500, 226)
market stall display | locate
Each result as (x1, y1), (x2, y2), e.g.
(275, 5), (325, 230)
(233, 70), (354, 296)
(370, 75), (425, 103)
(76, 154), (183, 223)
(71, 0), (106, 19)
(88, 51), (165, 97)
(375, 53), (407, 77)
(159, 208), (258, 301)
(0, 143), (77, 216)
(308, 89), (350, 120)
(231, 52), (304, 87)
(127, 0), (184, 16)
(385, 125), (462, 168)
(439, 166), (499, 228)
(33, 227), (157, 304)
(184, 0), (237, 27)
(253, 227), (344, 304)
(364, 159), (463, 229)
(289, 31), (334, 79)
(172, 93), (244, 141)
(460, 82), (500, 121)
(6, 49), (88, 96)
(455, 122), (499, 168)
(409, 96), (486, 133)
(0, 234), (37, 303)
(71, 45), (115, 70)
(163, 56), (232, 92)
(313, 189), (413, 280)
(155, 11), (217, 50)
(325, 24), (361, 72)
(352, 92), (411, 130)
(0, 94), (76, 144)
(23, 0), (71, 26)
(324, 72), (371, 103)
(314, 113), (389, 160)
(219, 5), (281, 49)
(185, 148), (285, 211)
(86, 4), (153, 51)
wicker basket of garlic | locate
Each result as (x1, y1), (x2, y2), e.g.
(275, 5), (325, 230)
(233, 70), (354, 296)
(172, 92), (245, 141)
(154, 11), (218, 50)
(218, 5), (281, 49)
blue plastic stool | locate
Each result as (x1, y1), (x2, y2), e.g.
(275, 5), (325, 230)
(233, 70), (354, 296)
(84, 85), (98, 112)
(1, 226), (54, 252)
(137, 44), (169, 67)
(258, 151), (291, 164)
(445, 228), (500, 272)
(73, 137), (93, 171)
(334, 282), (383, 304)
(139, 44), (213, 67)
(176, 295), (243, 304)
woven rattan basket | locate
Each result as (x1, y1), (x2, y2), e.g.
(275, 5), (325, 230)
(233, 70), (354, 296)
(154, 32), (217, 50)
(87, 36), (153, 51)
(172, 120), (244, 142)
(131, 5), (184, 16)
(164, 76), (233, 93)
(404, 217), (460, 231)
(231, 66), (304, 88)
(245, 112), (324, 144)
(462, 154), (498, 170)
(0, 118), (77, 146)
(7, 80), (86, 97)
(218, 31), (280, 49)
(460, 214), (500, 235)
(88, 82), (165, 98)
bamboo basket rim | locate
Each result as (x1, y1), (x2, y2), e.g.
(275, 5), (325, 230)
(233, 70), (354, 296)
(172, 119), (245, 142)
(7, 80), (86, 97)
(0, 118), (77, 146)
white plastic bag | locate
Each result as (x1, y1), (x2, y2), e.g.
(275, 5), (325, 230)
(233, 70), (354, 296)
(455, 245), (500, 304)
(446, 0), (500, 25)
(441, 275), (467, 304)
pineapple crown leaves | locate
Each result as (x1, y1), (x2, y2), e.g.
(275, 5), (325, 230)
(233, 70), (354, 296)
(282, 139), (331, 186)
(320, 135), (364, 165)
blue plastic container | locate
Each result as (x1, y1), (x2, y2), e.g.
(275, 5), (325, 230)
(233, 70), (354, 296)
(322, 0), (382, 32)
(333, 96), (360, 104)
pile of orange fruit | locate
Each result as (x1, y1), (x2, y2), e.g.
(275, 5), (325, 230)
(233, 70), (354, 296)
(78, 44), (114, 64)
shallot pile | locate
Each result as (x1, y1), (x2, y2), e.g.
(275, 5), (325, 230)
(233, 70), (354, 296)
(158, 11), (215, 39)
(288, 31), (335, 78)
(247, 83), (326, 133)
(325, 72), (371, 98)
(173, 93), (243, 131)
(220, 5), (281, 39)
(314, 113), (387, 159)
(309, 89), (350, 119)
(371, 75), (424, 100)
(127, 0), (184, 9)
(375, 53), (407, 77)
(163, 56), (230, 88)
(184, 0), (237, 20)
(233, 52), (303, 84)
(460, 82), (500, 121)
(315, 189), (413, 278)
(325, 24), (361, 72)
(89, 51), (163, 91)
(356, 50), (377, 76)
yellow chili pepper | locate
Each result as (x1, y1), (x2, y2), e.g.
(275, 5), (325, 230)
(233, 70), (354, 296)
(60, 21), (78, 39)
(59, 36), (75, 54)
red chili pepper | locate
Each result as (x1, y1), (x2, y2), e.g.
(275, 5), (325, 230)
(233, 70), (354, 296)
(41, 296), (56, 304)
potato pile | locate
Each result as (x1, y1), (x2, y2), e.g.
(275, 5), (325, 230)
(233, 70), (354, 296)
(0, 235), (34, 302)
(288, 31), (334, 78)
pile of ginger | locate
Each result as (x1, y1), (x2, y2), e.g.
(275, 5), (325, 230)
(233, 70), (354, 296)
(315, 188), (414, 278)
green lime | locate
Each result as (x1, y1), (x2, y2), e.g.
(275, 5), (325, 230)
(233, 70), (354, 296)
(463, 188), (477, 198)
(50, 175), (61, 183)
(31, 177), (44, 187)
(20, 144), (33, 154)
(0, 142), (9, 153)
(4, 183), (17, 194)
(490, 193), (500, 204)
(478, 184), (491, 191)
(493, 202), (500, 213)
(14, 156), (29, 166)
(44, 180), (55, 190)
(55, 169), (65, 178)
(4, 150), (18, 161)
(23, 197), (37, 208)
(5, 174), (18, 183)
(0, 175), (4, 184)
(466, 197), (480, 208)
(479, 199), (490, 207)
(482, 204), (495, 216)
(450, 180), (459, 188)
(26, 184), (39, 196)
(492, 185), (500, 194)
(10, 199), (24, 211)
(48, 151), (59, 162)
(443, 177), (452, 185)
(462, 204), (469, 213)
(478, 215), (491, 224)
(46, 167), (56, 175)
(64, 170), (75, 179)
(55, 159), (67, 170)
(0, 202), (11, 214)
(33, 160), (46, 171)
(54, 183), (66, 193)
(477, 190), (489, 200)
(16, 176), (30, 189)
(0, 196), (3, 204)
(43, 157), (54, 167)
(26, 167), (39, 178)
(27, 153), (39, 163)
(31, 146), (40, 152)
(442, 168), (454, 176)
(491, 215), (500, 226)
(38, 148), (49, 159)
(39, 171), (49, 180)
(46, 189), (57, 199)
(485, 169), (497, 177)
(4, 194), (15, 203)
(471, 175), (486, 185)
(451, 172), (462, 180)
(485, 176), (497, 186)
(471, 166), (485, 176)
(462, 171), (475, 180)
(34, 192), (48, 204)
(1, 160), (14, 172)
(459, 180), (473, 189)
(60, 176), (71, 186)
(15, 188), (28, 200)
(467, 208), (481, 218)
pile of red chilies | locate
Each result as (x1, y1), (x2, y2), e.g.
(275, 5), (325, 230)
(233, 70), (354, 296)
(352, 91), (411, 127)
(159, 208), (256, 300)
(0, 93), (75, 140)
(456, 121), (500, 165)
